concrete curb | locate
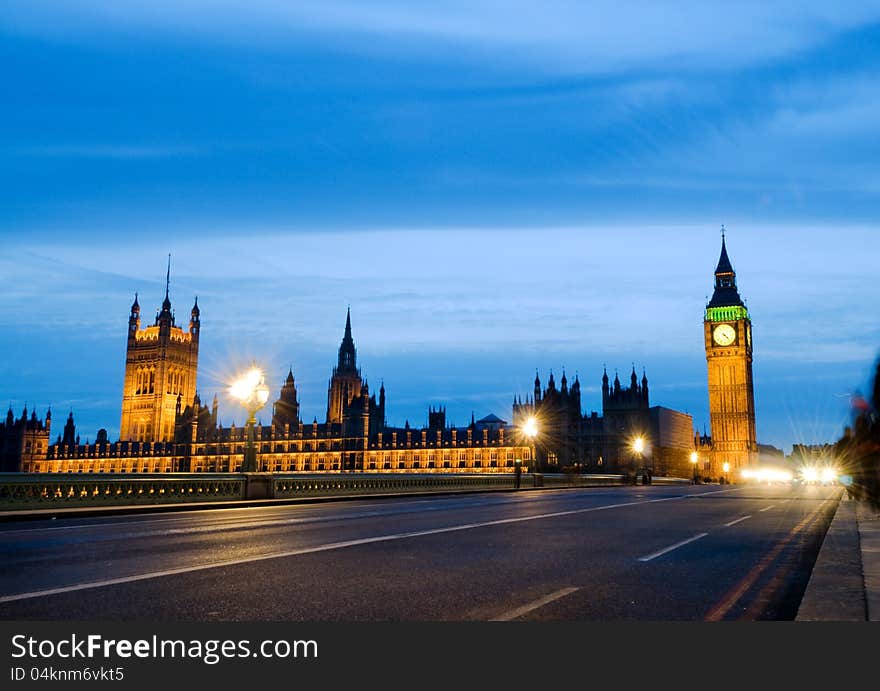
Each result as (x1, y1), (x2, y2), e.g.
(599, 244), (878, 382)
(856, 500), (880, 621)
(796, 493), (867, 621)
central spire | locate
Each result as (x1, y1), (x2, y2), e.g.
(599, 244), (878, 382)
(337, 306), (357, 371)
(160, 254), (172, 314)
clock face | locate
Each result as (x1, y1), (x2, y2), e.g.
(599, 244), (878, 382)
(713, 323), (737, 346)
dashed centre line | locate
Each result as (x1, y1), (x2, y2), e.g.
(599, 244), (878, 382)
(637, 533), (708, 562)
(491, 587), (580, 621)
(0, 492), (698, 604)
(724, 515), (752, 527)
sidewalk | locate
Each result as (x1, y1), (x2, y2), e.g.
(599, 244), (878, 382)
(796, 491), (879, 621)
(856, 499), (880, 621)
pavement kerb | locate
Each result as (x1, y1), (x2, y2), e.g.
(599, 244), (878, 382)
(796, 491), (868, 621)
(855, 499), (880, 621)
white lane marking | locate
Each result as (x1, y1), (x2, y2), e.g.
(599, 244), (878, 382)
(759, 505), (776, 512)
(0, 486), (735, 536)
(490, 587), (580, 622)
(724, 515), (752, 527)
(685, 488), (746, 498)
(0, 497), (469, 535)
(0, 496), (583, 538)
(0, 512), (390, 538)
(0, 494), (691, 603)
(637, 533), (709, 562)
(0, 496), (543, 537)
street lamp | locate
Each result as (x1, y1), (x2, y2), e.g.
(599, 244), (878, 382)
(521, 416), (539, 473)
(632, 436), (645, 484)
(690, 451), (699, 484)
(722, 461), (731, 485)
(229, 365), (270, 472)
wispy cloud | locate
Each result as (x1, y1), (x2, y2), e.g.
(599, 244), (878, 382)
(3, 2), (879, 73)
(0, 4), (877, 450)
(11, 145), (200, 159)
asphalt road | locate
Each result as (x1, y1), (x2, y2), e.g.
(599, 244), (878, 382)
(0, 483), (841, 621)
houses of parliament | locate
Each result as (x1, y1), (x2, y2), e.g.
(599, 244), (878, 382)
(1, 237), (758, 479)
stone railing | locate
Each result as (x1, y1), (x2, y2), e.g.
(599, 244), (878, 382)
(0, 471), (693, 511)
(271, 472), (691, 498)
(650, 476), (693, 485)
(535, 473), (623, 488)
(271, 472), (517, 499)
(0, 473), (245, 509)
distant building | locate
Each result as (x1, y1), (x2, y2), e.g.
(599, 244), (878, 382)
(119, 260), (200, 443)
(512, 367), (693, 474)
(22, 309), (530, 473)
(475, 414), (507, 432)
(13, 269), (697, 477)
(790, 443), (836, 466)
(0, 405), (51, 472)
(649, 407), (696, 477)
(704, 233), (759, 476)
(757, 443), (788, 468)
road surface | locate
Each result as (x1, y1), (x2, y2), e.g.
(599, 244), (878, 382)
(0, 483), (840, 620)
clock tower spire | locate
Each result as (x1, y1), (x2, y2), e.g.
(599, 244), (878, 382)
(704, 231), (758, 479)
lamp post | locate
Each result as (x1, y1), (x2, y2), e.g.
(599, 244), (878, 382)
(521, 416), (539, 474)
(690, 451), (699, 484)
(229, 365), (270, 473)
(722, 461), (731, 485)
(632, 436), (645, 484)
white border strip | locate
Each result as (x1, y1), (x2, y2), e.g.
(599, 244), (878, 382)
(491, 587), (580, 621)
(637, 533), (709, 562)
(724, 515), (752, 527)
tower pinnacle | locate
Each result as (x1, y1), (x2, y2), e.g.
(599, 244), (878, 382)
(708, 233), (743, 308)
(337, 307), (357, 371)
(160, 255), (172, 315)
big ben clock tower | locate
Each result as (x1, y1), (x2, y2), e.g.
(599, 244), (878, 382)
(704, 232), (758, 478)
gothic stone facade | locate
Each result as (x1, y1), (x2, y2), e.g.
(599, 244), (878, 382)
(703, 235), (759, 476)
(512, 367), (694, 474)
(20, 307), (530, 473)
(12, 261), (717, 475)
(118, 277), (200, 443)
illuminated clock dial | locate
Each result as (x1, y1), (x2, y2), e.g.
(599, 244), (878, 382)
(713, 323), (736, 346)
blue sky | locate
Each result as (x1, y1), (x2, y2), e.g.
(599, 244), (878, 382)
(1, 2), (878, 451)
